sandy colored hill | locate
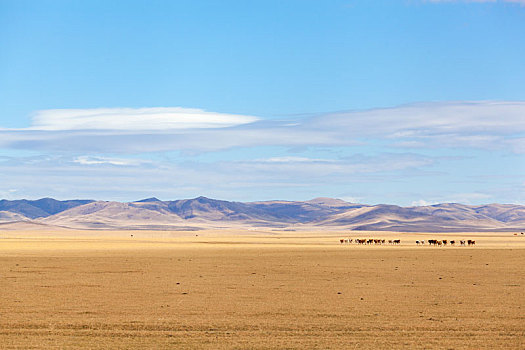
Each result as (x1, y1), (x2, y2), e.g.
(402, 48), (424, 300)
(39, 201), (187, 229)
(0, 196), (521, 232)
(0, 210), (30, 222)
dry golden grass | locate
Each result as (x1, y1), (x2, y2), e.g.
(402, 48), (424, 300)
(0, 230), (524, 349)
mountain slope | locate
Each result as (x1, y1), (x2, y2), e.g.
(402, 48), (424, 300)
(0, 198), (94, 219)
(41, 201), (183, 229)
(0, 211), (31, 222)
(1, 197), (523, 231)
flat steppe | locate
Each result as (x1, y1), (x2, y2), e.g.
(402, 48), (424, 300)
(0, 229), (524, 349)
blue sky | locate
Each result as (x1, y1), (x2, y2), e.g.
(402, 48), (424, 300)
(0, 0), (524, 205)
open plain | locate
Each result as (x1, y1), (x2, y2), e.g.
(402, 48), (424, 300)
(0, 229), (524, 349)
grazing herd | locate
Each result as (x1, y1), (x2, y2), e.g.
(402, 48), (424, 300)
(340, 238), (476, 246)
(424, 239), (476, 246)
(339, 238), (400, 245)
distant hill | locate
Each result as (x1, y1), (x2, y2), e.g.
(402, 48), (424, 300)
(0, 211), (31, 222)
(0, 197), (523, 232)
(0, 198), (94, 220)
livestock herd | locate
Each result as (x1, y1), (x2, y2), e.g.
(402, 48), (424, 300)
(424, 239), (475, 246)
(339, 238), (476, 246)
(339, 238), (400, 245)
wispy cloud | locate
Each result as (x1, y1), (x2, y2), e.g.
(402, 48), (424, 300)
(410, 199), (438, 206)
(0, 101), (524, 153)
(73, 156), (149, 166)
(224, 153), (433, 178)
(27, 107), (258, 131)
(256, 156), (334, 163)
(410, 193), (494, 206)
(0, 153), (436, 202)
(0, 150), (521, 205)
(311, 101), (525, 137)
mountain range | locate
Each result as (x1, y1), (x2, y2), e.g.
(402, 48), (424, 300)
(0, 197), (524, 232)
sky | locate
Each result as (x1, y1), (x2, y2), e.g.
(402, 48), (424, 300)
(0, 0), (524, 205)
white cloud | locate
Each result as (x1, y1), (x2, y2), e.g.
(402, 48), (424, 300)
(410, 199), (437, 206)
(73, 156), (148, 166)
(225, 153), (434, 178)
(410, 193), (495, 205)
(311, 101), (525, 137)
(339, 196), (364, 203)
(505, 138), (525, 154)
(28, 107), (258, 131)
(1, 152), (522, 205)
(258, 156), (333, 163)
(0, 153), (435, 202)
(443, 192), (494, 204)
(0, 101), (524, 153)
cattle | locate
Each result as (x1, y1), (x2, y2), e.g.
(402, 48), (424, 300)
(343, 237), (473, 247)
(351, 238), (403, 246)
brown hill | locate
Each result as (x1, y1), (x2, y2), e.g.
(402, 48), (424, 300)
(0, 211), (31, 222)
(40, 201), (185, 229)
(0, 196), (520, 232)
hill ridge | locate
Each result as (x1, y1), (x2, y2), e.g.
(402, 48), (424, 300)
(1, 197), (523, 232)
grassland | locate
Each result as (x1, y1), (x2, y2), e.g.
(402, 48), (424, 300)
(0, 230), (524, 349)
